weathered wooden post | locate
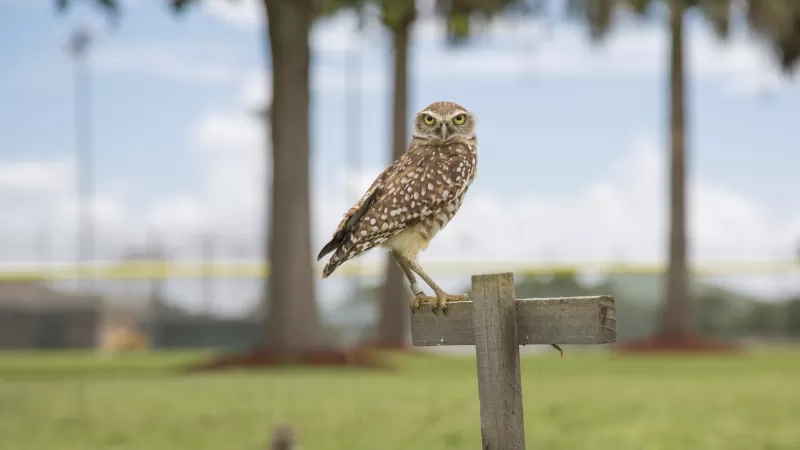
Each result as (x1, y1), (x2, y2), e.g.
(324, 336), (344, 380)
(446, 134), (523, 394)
(410, 272), (616, 449)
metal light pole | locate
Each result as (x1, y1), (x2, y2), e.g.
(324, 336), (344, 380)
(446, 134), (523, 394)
(345, 24), (362, 294)
(67, 27), (94, 292)
(795, 237), (800, 299)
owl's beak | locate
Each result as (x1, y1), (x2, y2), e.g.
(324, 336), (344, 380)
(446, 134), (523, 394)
(440, 123), (448, 140)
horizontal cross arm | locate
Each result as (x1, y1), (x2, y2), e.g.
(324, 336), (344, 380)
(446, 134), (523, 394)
(411, 295), (616, 346)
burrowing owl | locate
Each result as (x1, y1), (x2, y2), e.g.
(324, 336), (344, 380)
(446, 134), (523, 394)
(318, 100), (477, 314)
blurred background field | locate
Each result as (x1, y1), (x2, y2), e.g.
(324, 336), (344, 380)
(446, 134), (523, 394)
(2, 349), (800, 450)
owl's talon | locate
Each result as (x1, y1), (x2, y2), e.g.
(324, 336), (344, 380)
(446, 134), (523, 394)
(410, 294), (434, 314)
(432, 293), (467, 316)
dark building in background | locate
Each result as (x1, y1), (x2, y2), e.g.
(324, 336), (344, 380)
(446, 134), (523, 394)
(0, 282), (102, 349)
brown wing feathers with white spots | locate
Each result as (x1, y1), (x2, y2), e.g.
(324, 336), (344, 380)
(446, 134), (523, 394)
(316, 184), (380, 262)
(317, 160), (395, 261)
(317, 154), (413, 276)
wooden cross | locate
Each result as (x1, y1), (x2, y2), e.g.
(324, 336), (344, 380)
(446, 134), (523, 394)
(410, 272), (617, 450)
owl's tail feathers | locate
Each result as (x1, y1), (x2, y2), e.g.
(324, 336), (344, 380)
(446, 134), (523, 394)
(318, 235), (350, 278)
(317, 236), (341, 262)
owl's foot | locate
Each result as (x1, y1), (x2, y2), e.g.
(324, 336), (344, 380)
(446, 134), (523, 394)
(431, 292), (469, 315)
(409, 293), (436, 314)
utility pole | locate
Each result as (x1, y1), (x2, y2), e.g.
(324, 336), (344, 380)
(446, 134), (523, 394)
(201, 232), (214, 316)
(35, 225), (51, 272)
(67, 27), (94, 292)
(251, 98), (270, 323)
(148, 231), (165, 316)
(795, 237), (800, 263)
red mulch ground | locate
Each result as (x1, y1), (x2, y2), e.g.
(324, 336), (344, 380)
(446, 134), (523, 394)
(184, 346), (394, 373)
(367, 342), (411, 350)
(615, 334), (742, 354)
(364, 341), (422, 351)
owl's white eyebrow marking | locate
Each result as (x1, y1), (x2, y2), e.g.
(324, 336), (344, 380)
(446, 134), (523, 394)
(448, 110), (468, 118)
(419, 110), (444, 120)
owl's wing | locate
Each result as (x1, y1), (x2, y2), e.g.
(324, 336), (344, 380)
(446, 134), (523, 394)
(316, 154), (408, 262)
(320, 144), (476, 277)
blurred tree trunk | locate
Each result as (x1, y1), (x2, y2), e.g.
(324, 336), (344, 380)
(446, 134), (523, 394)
(375, 5), (415, 348)
(262, 0), (328, 352)
(660, 0), (690, 339)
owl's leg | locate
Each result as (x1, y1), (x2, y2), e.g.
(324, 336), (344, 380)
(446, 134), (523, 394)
(400, 256), (468, 315)
(391, 250), (435, 313)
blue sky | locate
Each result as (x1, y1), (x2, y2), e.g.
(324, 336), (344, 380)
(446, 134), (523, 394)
(1, 0), (799, 311)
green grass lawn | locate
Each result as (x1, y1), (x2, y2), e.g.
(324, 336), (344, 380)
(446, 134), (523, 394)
(1, 348), (799, 450)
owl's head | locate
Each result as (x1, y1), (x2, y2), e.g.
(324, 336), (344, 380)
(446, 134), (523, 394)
(412, 101), (476, 142)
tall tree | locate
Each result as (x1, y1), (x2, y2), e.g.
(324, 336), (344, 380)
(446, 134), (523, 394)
(570, 0), (800, 344)
(57, 0), (352, 353)
(568, 0), (738, 342)
(256, 0), (329, 351)
(374, 0), (417, 348)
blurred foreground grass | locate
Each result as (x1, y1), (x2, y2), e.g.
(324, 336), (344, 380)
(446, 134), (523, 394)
(1, 348), (799, 450)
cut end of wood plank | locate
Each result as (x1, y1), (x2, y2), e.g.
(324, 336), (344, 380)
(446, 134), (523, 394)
(516, 295), (616, 346)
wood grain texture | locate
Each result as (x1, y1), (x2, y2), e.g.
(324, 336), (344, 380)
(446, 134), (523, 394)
(472, 272), (525, 450)
(410, 295), (616, 346)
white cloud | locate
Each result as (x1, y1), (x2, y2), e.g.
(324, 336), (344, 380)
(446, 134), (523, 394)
(147, 195), (207, 233)
(191, 112), (264, 155)
(420, 135), (796, 264)
(312, 133), (800, 269)
(0, 157), (132, 263)
(307, 134), (800, 301)
(0, 113), (266, 265)
(0, 158), (73, 196)
(239, 71), (271, 110)
(144, 110), (268, 244)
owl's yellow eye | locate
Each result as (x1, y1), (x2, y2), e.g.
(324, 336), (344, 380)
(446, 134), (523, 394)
(452, 114), (466, 125)
(423, 114), (435, 125)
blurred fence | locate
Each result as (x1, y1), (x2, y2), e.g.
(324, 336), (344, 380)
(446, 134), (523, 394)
(0, 260), (798, 350)
(143, 317), (263, 350)
(1, 259), (799, 280)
